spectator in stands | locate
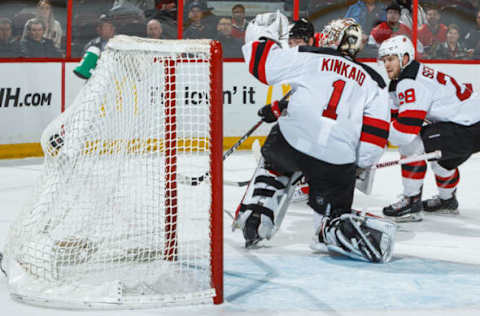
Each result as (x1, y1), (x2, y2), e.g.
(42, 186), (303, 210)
(344, 0), (386, 43)
(368, 3), (411, 47)
(183, 1), (216, 39)
(0, 18), (21, 57)
(231, 4), (247, 42)
(20, 18), (61, 57)
(464, 9), (480, 57)
(23, 0), (63, 49)
(150, 0), (177, 39)
(71, 0), (114, 57)
(418, 6), (447, 56)
(82, 14), (115, 55)
(108, 1), (146, 37)
(109, 1), (146, 20)
(437, 1), (477, 34)
(156, 0), (176, 13)
(146, 18), (163, 39)
(394, 0), (427, 29)
(215, 17), (242, 58)
(154, 0), (176, 19)
(433, 24), (472, 59)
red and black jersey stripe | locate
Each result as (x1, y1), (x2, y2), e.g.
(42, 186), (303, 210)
(249, 40), (276, 85)
(401, 160), (427, 179)
(392, 109), (426, 135)
(390, 109), (399, 121)
(360, 116), (389, 148)
(435, 169), (460, 189)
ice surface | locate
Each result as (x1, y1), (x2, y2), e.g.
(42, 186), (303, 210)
(1, 151), (480, 315)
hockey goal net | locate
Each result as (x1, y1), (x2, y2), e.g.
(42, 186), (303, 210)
(3, 36), (223, 309)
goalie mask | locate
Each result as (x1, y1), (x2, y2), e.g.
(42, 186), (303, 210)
(378, 35), (415, 70)
(319, 18), (362, 58)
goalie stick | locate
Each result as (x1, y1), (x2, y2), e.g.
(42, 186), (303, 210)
(178, 89), (295, 186)
(356, 150), (442, 195)
(222, 140), (261, 187)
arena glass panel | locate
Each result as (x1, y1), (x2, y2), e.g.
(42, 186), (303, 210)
(0, 0), (67, 59)
(71, 0), (178, 58)
(182, 1), (294, 60)
(417, 1), (480, 61)
(1, 1), (480, 65)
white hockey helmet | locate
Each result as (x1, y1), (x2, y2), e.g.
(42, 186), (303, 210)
(318, 18), (363, 58)
(378, 35), (415, 69)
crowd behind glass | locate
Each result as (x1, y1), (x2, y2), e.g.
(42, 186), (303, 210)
(1, 0), (480, 60)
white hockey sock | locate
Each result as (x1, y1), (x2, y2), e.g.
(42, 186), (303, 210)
(399, 138), (426, 197)
(431, 162), (458, 200)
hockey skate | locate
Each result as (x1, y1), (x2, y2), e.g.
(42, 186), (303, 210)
(243, 213), (263, 248)
(423, 190), (459, 215)
(310, 215), (329, 253)
(383, 192), (423, 222)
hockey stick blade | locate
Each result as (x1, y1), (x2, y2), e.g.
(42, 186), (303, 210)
(224, 179), (250, 187)
(177, 120), (262, 186)
(179, 89), (295, 186)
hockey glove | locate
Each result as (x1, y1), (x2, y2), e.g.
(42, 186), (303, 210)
(257, 100), (288, 123)
(245, 10), (289, 46)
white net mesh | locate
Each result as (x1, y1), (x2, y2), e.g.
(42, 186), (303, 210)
(4, 36), (222, 309)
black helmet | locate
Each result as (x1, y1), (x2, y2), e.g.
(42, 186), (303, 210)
(289, 18), (314, 42)
(386, 3), (402, 14)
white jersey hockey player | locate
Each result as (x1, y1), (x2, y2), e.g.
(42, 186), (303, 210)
(379, 35), (480, 222)
(233, 13), (396, 263)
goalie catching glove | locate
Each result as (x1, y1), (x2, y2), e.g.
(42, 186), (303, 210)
(258, 99), (289, 123)
(313, 213), (396, 263)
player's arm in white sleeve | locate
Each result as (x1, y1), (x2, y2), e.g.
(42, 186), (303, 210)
(388, 79), (429, 147)
(241, 12), (308, 86)
(241, 40), (308, 86)
(356, 87), (390, 168)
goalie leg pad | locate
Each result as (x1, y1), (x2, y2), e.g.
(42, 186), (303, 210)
(324, 214), (397, 263)
(234, 161), (293, 247)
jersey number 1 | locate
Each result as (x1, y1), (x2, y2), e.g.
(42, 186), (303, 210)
(322, 80), (346, 120)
